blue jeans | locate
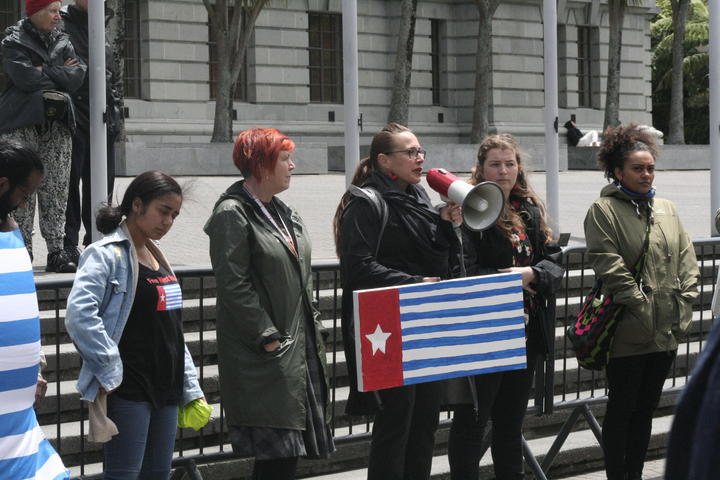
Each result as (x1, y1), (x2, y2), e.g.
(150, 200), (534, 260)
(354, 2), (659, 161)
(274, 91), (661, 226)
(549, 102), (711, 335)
(104, 394), (178, 480)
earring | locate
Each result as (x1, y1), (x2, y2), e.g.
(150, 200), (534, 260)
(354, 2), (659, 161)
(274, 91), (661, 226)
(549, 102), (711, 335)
(388, 172), (398, 180)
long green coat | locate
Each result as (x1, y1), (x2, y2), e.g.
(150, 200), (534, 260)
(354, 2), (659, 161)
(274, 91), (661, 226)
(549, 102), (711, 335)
(584, 183), (700, 358)
(204, 181), (329, 430)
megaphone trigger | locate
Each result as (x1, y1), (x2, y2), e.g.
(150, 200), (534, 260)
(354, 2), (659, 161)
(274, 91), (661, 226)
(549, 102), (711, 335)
(427, 168), (504, 232)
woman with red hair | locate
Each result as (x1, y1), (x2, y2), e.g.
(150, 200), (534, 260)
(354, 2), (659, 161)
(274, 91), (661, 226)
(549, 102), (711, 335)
(205, 128), (334, 479)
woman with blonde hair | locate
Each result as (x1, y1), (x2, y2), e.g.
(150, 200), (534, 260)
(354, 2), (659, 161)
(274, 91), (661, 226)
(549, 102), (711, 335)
(447, 134), (563, 480)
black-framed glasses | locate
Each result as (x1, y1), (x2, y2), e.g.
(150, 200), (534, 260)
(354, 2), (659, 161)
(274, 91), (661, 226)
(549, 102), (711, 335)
(385, 148), (427, 159)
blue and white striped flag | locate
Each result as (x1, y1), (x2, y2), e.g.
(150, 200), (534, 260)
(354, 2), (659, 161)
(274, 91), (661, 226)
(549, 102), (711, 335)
(353, 272), (527, 392)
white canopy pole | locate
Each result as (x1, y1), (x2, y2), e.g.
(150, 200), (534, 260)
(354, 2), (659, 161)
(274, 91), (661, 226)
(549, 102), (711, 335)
(711, 0), (720, 235)
(88, 0), (108, 242)
(543, 0), (560, 237)
(342, 0), (360, 187)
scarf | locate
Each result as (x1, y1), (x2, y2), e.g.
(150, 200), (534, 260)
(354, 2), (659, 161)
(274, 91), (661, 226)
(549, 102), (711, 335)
(365, 172), (450, 265)
(615, 180), (656, 199)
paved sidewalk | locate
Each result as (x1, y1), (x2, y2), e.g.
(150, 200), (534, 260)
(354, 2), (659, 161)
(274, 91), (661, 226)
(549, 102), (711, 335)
(28, 170), (711, 268)
(556, 458), (664, 480)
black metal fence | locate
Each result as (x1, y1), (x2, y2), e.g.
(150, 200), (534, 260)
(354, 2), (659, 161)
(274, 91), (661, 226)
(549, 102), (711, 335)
(33, 239), (720, 479)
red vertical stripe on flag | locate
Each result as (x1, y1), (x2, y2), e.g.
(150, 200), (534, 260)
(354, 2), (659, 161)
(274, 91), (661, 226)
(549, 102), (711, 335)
(156, 285), (167, 310)
(357, 288), (403, 391)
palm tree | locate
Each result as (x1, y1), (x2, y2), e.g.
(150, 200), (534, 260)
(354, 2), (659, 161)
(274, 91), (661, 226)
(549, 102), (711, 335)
(387, 0), (418, 125)
(203, 0), (270, 142)
(652, 0), (709, 143)
(603, 0), (626, 130)
(667, 0), (691, 144)
(470, 0), (501, 143)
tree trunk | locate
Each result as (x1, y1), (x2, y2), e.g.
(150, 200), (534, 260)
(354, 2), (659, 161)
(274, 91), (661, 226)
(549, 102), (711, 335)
(471, 1), (499, 143)
(105, 0), (126, 139)
(667, 0), (690, 144)
(206, 0), (269, 142)
(603, 0), (625, 130)
(212, 28), (234, 142)
(387, 0), (417, 126)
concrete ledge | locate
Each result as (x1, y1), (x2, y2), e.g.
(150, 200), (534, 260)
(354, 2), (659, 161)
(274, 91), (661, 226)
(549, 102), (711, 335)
(330, 143), (568, 174)
(116, 142), (328, 176)
(569, 145), (711, 170)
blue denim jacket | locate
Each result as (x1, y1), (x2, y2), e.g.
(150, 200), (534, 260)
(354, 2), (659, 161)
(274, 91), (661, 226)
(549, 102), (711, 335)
(65, 223), (203, 404)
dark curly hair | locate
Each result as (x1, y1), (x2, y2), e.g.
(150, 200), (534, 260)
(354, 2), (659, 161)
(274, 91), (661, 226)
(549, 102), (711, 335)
(597, 123), (659, 181)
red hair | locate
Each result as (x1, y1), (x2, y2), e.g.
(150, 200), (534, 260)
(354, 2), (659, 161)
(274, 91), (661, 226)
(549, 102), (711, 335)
(232, 128), (295, 180)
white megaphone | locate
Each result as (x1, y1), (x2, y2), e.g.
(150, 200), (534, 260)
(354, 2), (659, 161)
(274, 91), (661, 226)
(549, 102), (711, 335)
(427, 168), (504, 232)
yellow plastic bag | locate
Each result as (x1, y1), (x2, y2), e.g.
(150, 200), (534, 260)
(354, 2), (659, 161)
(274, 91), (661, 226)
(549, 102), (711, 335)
(178, 398), (213, 430)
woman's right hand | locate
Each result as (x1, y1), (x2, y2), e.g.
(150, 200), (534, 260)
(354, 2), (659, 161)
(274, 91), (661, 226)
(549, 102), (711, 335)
(263, 340), (281, 352)
(422, 277), (440, 283)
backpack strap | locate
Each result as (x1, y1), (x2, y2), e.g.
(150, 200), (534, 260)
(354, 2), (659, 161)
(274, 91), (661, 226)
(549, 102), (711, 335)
(347, 184), (388, 257)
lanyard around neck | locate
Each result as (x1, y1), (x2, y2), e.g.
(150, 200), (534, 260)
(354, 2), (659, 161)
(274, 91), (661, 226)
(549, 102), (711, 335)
(243, 185), (297, 256)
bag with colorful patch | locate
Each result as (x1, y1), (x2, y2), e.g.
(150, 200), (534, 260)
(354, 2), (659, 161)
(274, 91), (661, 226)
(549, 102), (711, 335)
(566, 212), (651, 370)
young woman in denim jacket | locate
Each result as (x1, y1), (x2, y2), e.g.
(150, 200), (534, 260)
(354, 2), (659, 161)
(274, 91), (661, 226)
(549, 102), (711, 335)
(65, 171), (204, 479)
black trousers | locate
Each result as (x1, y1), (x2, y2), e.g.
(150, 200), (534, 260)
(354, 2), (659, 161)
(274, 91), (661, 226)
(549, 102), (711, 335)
(252, 457), (298, 480)
(602, 351), (676, 480)
(64, 120), (116, 248)
(448, 365), (534, 480)
(366, 381), (442, 480)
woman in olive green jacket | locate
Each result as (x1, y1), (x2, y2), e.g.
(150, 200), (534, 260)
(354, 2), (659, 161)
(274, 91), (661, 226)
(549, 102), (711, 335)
(204, 128), (333, 479)
(583, 124), (699, 480)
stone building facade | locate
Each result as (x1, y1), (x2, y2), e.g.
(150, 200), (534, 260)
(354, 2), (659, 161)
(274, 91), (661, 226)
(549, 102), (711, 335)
(0, 0), (655, 171)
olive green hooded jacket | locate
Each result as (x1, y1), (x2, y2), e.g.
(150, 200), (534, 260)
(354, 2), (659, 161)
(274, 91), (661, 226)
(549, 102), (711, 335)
(584, 183), (699, 358)
(204, 180), (329, 429)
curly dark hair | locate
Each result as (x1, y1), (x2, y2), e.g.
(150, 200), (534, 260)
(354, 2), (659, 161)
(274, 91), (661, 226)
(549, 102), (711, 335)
(597, 123), (659, 181)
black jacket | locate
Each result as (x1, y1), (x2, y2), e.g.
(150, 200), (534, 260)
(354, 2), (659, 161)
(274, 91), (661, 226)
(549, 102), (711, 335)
(665, 319), (720, 480)
(60, 5), (121, 133)
(0, 18), (86, 134)
(339, 173), (458, 415)
(462, 201), (564, 356)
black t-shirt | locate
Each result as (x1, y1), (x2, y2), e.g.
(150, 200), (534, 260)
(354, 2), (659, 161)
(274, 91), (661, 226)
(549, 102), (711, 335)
(116, 263), (184, 408)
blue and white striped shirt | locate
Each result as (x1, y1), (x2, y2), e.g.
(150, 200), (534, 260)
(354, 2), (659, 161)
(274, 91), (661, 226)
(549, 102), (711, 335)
(0, 229), (69, 480)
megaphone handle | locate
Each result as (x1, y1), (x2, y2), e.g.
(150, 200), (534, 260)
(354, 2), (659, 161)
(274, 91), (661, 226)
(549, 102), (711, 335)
(454, 225), (467, 278)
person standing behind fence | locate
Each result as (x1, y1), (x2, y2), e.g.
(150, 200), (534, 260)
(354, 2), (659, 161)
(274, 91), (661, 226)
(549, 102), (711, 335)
(333, 123), (461, 480)
(0, 0), (86, 272)
(65, 171), (204, 479)
(60, 0), (122, 263)
(583, 124), (699, 480)
(204, 128), (334, 480)
(0, 140), (69, 479)
(445, 134), (563, 480)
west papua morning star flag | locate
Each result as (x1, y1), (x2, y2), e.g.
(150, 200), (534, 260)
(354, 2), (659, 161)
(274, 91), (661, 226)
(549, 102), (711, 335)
(353, 273), (527, 392)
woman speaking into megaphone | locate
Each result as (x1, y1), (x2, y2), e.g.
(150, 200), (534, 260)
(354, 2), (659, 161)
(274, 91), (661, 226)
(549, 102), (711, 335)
(332, 123), (461, 480)
(446, 134), (564, 480)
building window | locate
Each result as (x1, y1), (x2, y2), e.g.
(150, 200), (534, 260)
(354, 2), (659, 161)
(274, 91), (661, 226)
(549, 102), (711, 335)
(577, 25), (597, 108)
(308, 12), (343, 103)
(123, 0), (142, 99)
(0, 0), (21, 92)
(208, 8), (248, 101)
(430, 19), (441, 106)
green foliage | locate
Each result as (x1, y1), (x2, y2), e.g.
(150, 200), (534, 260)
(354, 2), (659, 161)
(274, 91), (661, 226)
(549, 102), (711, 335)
(652, 0), (709, 143)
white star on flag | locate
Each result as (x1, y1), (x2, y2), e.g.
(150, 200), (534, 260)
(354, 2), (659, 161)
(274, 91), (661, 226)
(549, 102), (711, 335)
(365, 324), (391, 355)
